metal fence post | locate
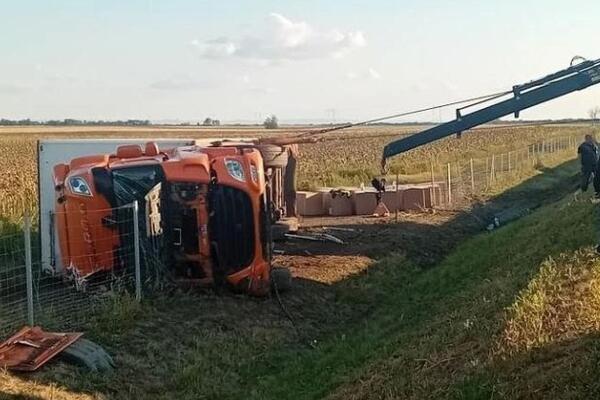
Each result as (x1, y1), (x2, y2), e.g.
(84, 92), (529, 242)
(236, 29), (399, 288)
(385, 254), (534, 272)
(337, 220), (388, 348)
(490, 154), (495, 183)
(132, 201), (142, 302)
(24, 213), (34, 326)
(542, 141), (545, 155)
(447, 163), (452, 204)
(469, 158), (475, 192)
(430, 159), (436, 206)
(395, 173), (399, 222)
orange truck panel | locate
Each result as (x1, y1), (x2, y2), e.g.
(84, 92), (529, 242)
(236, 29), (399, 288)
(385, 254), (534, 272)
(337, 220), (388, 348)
(53, 141), (271, 296)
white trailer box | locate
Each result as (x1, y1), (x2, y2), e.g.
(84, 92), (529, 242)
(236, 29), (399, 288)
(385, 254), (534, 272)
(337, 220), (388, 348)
(37, 138), (243, 274)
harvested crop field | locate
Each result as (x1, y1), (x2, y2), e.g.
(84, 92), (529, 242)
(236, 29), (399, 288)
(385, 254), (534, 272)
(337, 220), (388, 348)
(0, 123), (593, 221)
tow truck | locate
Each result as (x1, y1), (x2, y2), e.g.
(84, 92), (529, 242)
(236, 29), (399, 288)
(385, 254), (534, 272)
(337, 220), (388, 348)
(46, 57), (600, 296)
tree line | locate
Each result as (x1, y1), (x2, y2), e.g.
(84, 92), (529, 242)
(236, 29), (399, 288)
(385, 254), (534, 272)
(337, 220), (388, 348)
(0, 118), (151, 126)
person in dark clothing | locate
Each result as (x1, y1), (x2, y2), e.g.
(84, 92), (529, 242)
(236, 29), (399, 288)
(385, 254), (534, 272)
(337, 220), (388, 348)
(283, 144), (299, 218)
(577, 134), (598, 193)
(371, 178), (387, 204)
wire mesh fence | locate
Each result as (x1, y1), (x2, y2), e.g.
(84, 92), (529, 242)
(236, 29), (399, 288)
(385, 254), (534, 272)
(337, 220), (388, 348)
(0, 134), (585, 339)
(0, 231), (29, 338)
(0, 202), (142, 338)
(427, 134), (578, 209)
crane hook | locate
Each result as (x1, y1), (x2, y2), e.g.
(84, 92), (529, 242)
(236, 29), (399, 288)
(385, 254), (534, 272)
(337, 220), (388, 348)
(380, 157), (389, 175)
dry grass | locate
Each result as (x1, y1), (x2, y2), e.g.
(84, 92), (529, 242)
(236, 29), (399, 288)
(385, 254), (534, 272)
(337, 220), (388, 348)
(0, 370), (98, 400)
(498, 248), (600, 355)
(297, 124), (595, 189)
(0, 123), (594, 222)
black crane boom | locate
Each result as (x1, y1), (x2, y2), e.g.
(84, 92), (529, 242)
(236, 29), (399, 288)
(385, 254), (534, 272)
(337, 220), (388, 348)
(383, 58), (600, 161)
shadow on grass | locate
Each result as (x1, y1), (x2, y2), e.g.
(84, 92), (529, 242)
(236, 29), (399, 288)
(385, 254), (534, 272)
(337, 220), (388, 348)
(16, 158), (596, 399)
(453, 332), (600, 399)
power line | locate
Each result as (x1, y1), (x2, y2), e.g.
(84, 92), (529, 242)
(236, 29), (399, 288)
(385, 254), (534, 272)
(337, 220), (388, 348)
(297, 90), (512, 138)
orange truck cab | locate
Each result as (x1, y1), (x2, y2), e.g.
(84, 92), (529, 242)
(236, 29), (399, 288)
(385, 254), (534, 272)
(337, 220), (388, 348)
(52, 142), (275, 295)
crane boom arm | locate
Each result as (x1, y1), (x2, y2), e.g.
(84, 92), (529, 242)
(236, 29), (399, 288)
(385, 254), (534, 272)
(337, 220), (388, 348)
(383, 58), (600, 160)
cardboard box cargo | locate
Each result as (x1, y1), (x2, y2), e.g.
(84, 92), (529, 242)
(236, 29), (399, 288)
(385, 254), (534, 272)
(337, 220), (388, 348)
(313, 183), (438, 215)
(296, 191), (325, 216)
(402, 188), (430, 211)
(381, 191), (399, 212)
(400, 184), (439, 210)
(353, 191), (378, 215)
(318, 188), (332, 212)
(329, 193), (354, 216)
(350, 187), (401, 215)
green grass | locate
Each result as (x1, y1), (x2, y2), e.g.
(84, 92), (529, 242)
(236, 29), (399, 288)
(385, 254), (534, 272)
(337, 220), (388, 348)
(229, 163), (600, 399)
(5, 159), (600, 399)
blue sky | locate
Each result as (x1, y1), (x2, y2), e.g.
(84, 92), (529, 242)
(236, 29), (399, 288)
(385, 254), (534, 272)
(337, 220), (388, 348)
(1, 0), (599, 122)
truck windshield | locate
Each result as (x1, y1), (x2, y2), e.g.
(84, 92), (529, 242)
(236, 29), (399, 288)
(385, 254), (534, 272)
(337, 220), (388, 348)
(112, 165), (164, 206)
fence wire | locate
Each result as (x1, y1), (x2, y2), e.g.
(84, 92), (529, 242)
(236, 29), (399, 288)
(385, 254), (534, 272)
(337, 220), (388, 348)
(0, 203), (141, 338)
(0, 134), (586, 340)
(428, 134), (577, 209)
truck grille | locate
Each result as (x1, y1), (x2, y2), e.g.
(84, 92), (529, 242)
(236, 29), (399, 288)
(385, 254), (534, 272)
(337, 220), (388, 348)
(209, 186), (255, 275)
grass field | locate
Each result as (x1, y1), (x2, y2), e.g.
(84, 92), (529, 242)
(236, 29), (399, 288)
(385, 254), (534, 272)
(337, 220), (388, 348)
(1, 124), (599, 399)
(1, 157), (599, 399)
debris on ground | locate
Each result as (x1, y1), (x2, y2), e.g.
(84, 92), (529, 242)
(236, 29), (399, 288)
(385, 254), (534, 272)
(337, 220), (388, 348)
(486, 206), (537, 231)
(321, 233), (344, 244)
(284, 233), (323, 242)
(59, 338), (115, 372)
(284, 233), (344, 244)
(0, 326), (114, 372)
(0, 326), (82, 372)
(372, 202), (391, 217)
(322, 226), (356, 232)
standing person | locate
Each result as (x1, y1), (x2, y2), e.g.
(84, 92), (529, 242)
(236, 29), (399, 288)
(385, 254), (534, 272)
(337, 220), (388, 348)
(371, 177), (390, 217)
(371, 178), (387, 204)
(283, 144), (299, 218)
(577, 134), (598, 195)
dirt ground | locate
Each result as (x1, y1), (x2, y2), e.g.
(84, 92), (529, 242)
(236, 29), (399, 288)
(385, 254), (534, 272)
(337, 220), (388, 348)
(277, 154), (579, 287)
(276, 210), (470, 285)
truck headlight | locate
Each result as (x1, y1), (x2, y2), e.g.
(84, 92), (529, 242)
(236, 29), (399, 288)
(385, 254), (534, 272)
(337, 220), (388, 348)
(225, 159), (245, 181)
(68, 176), (92, 196)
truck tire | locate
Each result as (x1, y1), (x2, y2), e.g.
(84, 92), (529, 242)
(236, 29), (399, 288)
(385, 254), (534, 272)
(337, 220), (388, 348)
(271, 267), (292, 292)
(256, 145), (288, 169)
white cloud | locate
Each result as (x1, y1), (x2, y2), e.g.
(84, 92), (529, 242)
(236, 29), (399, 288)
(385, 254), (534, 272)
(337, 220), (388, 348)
(149, 75), (213, 91)
(191, 13), (366, 62)
(191, 38), (237, 58)
(346, 67), (382, 80)
(368, 68), (381, 80)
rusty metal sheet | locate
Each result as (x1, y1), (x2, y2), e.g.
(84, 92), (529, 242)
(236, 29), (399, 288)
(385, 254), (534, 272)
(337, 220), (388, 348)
(0, 326), (83, 371)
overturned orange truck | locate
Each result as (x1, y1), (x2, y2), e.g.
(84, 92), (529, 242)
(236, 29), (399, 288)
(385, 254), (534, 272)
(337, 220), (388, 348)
(46, 139), (293, 296)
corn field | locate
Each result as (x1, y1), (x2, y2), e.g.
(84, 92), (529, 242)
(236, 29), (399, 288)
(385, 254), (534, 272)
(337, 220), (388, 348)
(0, 124), (596, 225)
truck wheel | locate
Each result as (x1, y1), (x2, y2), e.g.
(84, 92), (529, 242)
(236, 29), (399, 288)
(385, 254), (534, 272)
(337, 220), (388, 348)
(271, 267), (292, 292)
(271, 222), (290, 241)
(257, 145), (288, 169)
